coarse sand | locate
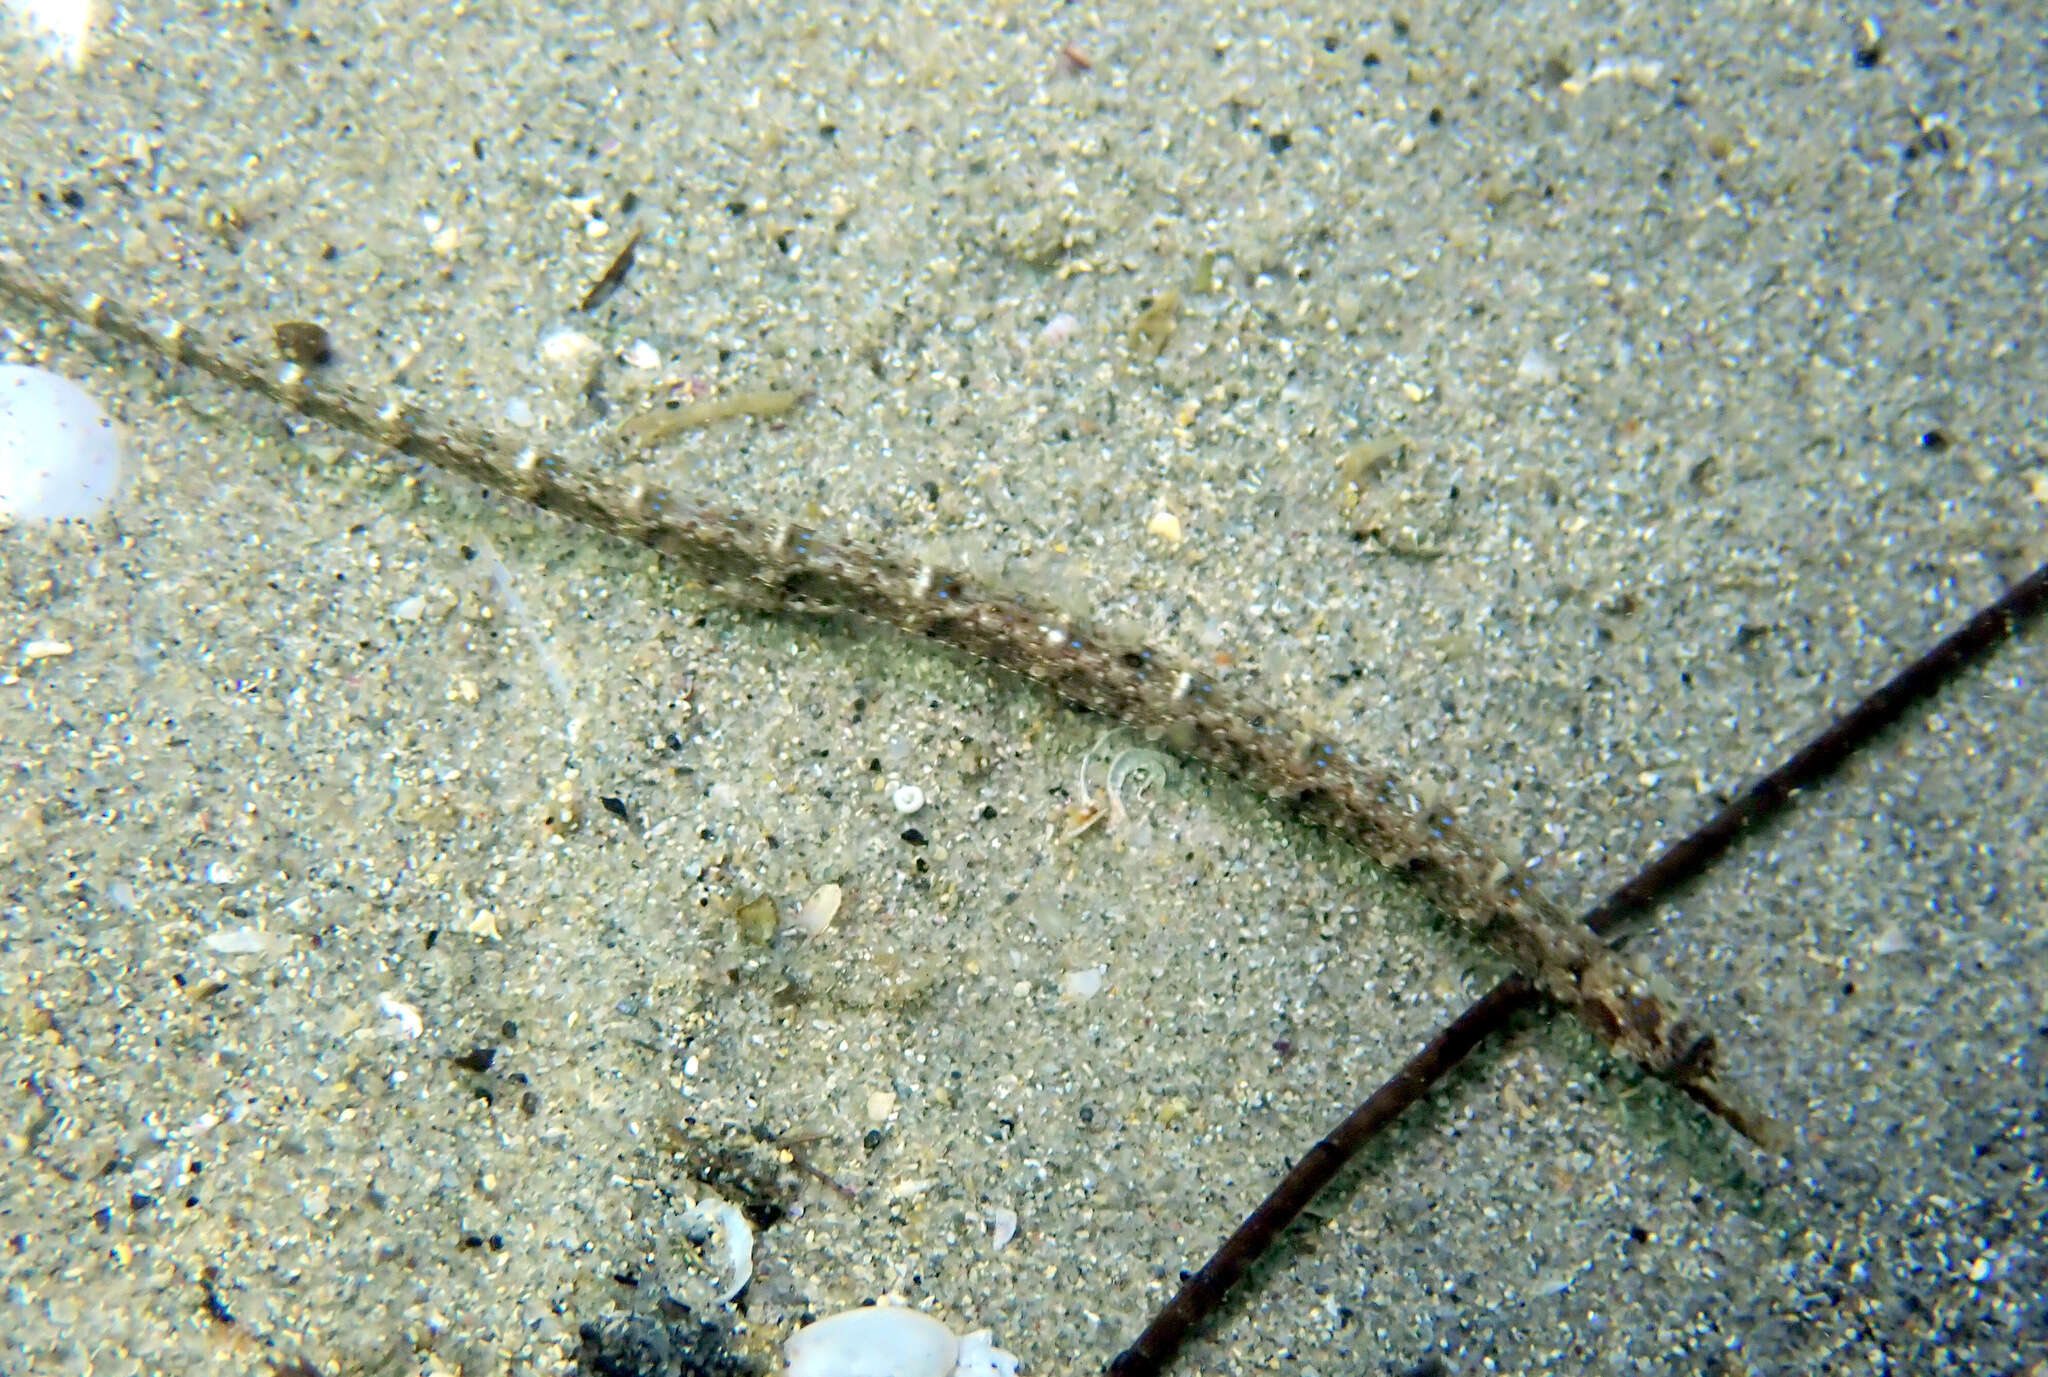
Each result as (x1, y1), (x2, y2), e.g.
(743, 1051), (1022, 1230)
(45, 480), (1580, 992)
(2, 4), (2043, 1375)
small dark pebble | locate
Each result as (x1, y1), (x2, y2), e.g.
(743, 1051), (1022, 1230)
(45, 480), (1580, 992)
(452, 1046), (497, 1073)
(273, 320), (334, 367)
(900, 827), (927, 846)
(574, 1311), (761, 1377)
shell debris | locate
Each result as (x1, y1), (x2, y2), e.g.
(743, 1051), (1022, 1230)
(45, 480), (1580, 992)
(1145, 507), (1183, 545)
(678, 1197), (754, 1304)
(375, 993), (425, 1041)
(202, 926), (279, 957)
(1059, 966), (1107, 1001)
(790, 882), (843, 936)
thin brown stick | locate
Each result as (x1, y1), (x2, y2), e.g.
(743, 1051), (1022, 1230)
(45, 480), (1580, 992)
(0, 256), (1766, 1138)
(1106, 555), (2048, 1377)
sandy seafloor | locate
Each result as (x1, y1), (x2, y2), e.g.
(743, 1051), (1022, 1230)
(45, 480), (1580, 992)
(1, 2), (2044, 1374)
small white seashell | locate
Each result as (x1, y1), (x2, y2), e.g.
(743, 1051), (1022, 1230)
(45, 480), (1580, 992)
(891, 784), (926, 816)
(20, 638), (74, 662)
(987, 1205), (1018, 1251)
(787, 1306), (1021, 1377)
(678, 1197), (754, 1303)
(865, 1089), (898, 1124)
(787, 1308), (953, 1377)
(622, 339), (661, 370)
(0, 365), (125, 521)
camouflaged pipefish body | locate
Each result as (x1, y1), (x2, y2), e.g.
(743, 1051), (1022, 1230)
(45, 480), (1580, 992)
(0, 257), (1777, 1146)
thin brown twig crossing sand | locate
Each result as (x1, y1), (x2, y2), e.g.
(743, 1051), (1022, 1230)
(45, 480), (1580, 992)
(1106, 554), (2048, 1377)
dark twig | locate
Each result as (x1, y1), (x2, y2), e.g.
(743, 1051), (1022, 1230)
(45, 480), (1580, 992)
(1107, 557), (2048, 1377)
(579, 228), (643, 312)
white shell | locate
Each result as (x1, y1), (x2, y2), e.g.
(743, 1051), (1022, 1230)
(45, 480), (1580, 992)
(785, 1307), (958, 1377)
(0, 364), (124, 520)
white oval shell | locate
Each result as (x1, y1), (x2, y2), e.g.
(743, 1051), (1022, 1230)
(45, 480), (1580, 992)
(786, 1307), (958, 1377)
(0, 365), (124, 520)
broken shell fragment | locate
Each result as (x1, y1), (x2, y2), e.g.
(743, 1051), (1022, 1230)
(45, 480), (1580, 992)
(791, 882), (842, 936)
(678, 1197), (754, 1303)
